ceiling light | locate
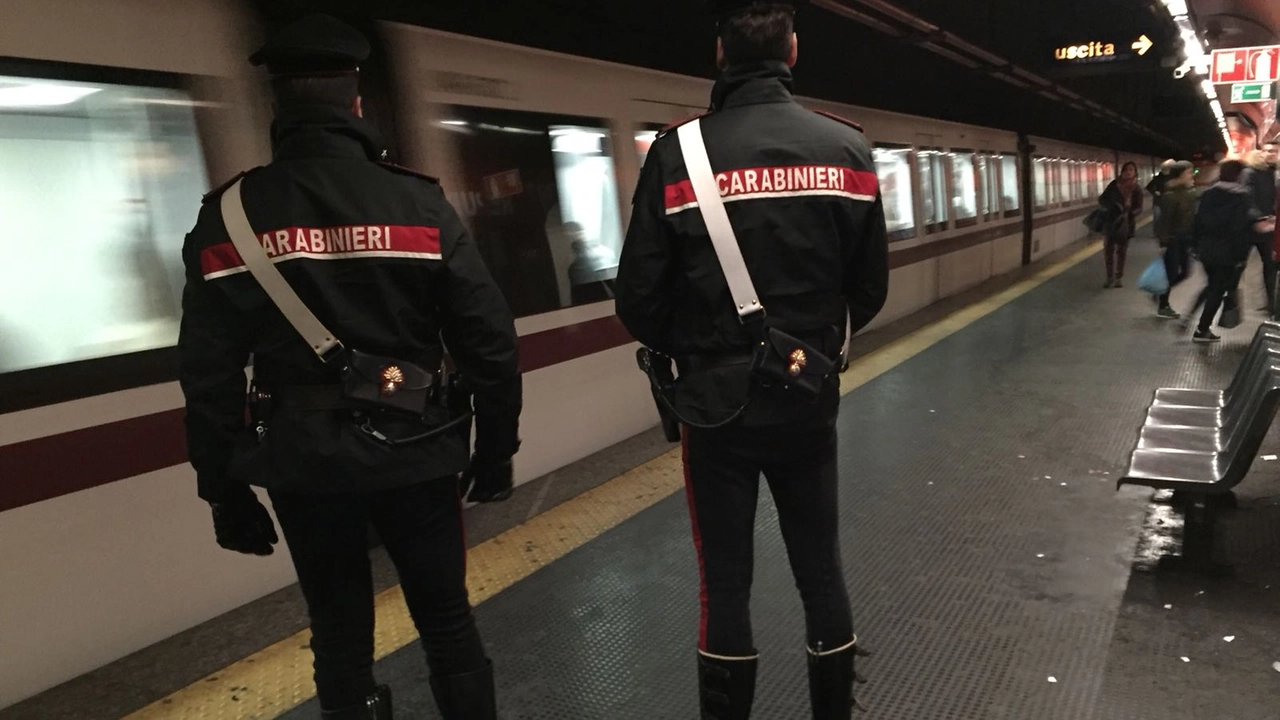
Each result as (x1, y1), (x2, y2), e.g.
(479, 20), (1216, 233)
(1162, 0), (1189, 15)
(1201, 80), (1216, 98)
(0, 83), (100, 108)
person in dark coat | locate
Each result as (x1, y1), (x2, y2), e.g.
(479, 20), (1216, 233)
(1185, 159), (1275, 342)
(1242, 149), (1278, 313)
(616, 1), (887, 716)
(177, 15), (521, 719)
(1099, 161), (1144, 288)
(1147, 158), (1176, 199)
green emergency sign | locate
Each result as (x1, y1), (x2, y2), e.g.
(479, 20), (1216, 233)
(1231, 82), (1275, 103)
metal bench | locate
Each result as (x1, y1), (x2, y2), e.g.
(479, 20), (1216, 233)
(1118, 324), (1280, 572)
(1139, 347), (1280, 454)
(1149, 322), (1280, 419)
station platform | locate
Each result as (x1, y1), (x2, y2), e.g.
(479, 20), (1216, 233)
(7, 226), (1280, 719)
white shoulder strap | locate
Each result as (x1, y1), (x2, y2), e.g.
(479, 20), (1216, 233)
(676, 120), (763, 320)
(220, 179), (345, 362)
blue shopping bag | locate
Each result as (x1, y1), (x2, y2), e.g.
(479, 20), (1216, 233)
(1138, 257), (1169, 295)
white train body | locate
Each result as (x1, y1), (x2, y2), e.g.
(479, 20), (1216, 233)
(0, 0), (1156, 708)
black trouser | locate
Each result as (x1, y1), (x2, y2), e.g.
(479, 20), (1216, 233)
(1158, 238), (1192, 309)
(682, 422), (852, 657)
(1193, 263), (1240, 333)
(1248, 235), (1277, 309)
(270, 477), (486, 711)
(1104, 225), (1131, 280)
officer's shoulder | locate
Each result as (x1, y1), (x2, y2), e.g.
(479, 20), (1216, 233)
(655, 111), (713, 139)
(376, 161), (440, 185)
(810, 109), (864, 134)
(201, 167), (262, 205)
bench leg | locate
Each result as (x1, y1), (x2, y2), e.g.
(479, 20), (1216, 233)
(1158, 495), (1233, 576)
(1169, 489), (1237, 511)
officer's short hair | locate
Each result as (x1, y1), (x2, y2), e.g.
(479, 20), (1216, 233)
(1218, 159), (1245, 183)
(719, 6), (795, 65)
(269, 73), (360, 110)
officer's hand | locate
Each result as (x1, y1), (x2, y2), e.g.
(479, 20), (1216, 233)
(852, 642), (872, 713)
(209, 490), (279, 556)
(463, 455), (514, 503)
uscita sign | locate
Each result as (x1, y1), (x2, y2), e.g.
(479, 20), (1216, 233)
(1055, 42), (1117, 61)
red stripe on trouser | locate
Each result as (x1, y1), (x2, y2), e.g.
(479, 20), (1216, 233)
(681, 430), (710, 651)
(457, 483), (467, 578)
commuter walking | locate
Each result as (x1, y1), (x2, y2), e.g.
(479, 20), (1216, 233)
(1186, 159), (1276, 342)
(177, 15), (522, 719)
(1242, 149), (1278, 314)
(1147, 158), (1177, 204)
(617, 1), (888, 717)
(1100, 161), (1144, 288)
(1153, 161), (1197, 319)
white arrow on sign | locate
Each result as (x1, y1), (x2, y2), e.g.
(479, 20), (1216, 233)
(1132, 35), (1154, 56)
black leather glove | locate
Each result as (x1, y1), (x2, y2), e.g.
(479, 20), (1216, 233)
(463, 455), (514, 503)
(209, 488), (279, 556)
(852, 643), (872, 712)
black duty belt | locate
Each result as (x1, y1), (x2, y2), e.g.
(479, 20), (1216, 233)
(677, 337), (835, 375)
(269, 385), (351, 410)
(676, 353), (755, 374)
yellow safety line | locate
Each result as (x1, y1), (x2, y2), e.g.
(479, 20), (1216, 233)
(125, 237), (1103, 719)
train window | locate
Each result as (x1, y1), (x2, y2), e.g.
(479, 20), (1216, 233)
(872, 146), (916, 242)
(917, 149), (948, 233)
(0, 73), (207, 376)
(976, 154), (996, 220)
(1051, 161), (1065, 206)
(949, 151), (979, 228)
(636, 126), (661, 167)
(438, 105), (624, 316)
(1000, 154), (1020, 218)
(1033, 158), (1048, 210)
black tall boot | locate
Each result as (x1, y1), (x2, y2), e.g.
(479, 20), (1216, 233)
(429, 659), (497, 720)
(320, 685), (393, 720)
(697, 650), (758, 720)
(807, 638), (870, 719)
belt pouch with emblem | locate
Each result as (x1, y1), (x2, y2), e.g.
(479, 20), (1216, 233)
(751, 326), (834, 399)
(341, 349), (435, 416)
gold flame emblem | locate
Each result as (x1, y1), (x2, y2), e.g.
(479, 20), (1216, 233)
(380, 365), (406, 396)
(788, 349), (807, 377)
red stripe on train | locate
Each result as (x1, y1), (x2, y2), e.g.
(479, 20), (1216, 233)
(0, 315), (634, 514)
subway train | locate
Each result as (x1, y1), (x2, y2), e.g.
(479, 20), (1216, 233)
(0, 0), (1161, 708)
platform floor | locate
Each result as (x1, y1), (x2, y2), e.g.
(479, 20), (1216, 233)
(8, 227), (1280, 719)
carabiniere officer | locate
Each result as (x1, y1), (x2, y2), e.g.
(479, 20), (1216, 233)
(177, 14), (521, 720)
(616, 1), (889, 717)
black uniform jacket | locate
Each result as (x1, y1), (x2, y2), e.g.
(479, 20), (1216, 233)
(178, 104), (521, 502)
(616, 62), (889, 428)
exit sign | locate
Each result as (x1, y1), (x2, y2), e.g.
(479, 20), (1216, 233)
(1231, 82), (1276, 103)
